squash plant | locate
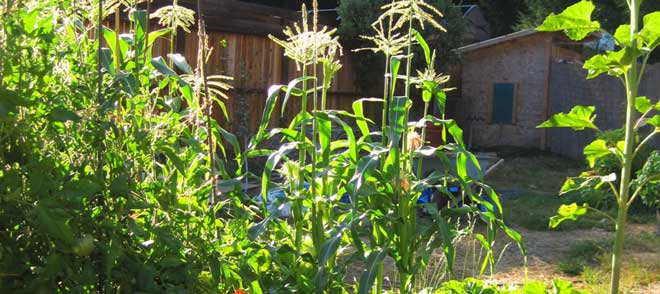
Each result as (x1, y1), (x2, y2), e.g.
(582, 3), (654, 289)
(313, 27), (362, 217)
(536, 1), (660, 293)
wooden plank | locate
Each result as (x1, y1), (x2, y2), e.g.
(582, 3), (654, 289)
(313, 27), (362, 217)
(109, 7), (361, 136)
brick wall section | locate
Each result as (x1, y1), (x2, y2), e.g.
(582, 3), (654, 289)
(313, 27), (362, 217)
(457, 33), (551, 148)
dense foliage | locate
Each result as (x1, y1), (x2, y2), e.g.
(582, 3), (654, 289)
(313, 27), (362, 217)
(536, 1), (660, 293)
(516, 0), (660, 32)
(0, 0), (524, 292)
(468, 0), (527, 36)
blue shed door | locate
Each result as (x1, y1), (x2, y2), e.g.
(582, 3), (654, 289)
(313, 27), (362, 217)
(492, 83), (515, 124)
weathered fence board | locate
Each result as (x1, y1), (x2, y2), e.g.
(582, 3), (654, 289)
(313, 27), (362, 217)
(109, 0), (363, 139)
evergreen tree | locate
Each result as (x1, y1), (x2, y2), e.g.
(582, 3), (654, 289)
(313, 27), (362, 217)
(471, 0), (527, 36)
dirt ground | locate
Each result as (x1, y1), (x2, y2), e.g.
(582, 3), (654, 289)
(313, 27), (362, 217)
(485, 224), (660, 293)
(365, 223), (660, 293)
(347, 154), (660, 293)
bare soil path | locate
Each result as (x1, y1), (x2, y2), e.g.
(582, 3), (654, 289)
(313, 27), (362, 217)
(480, 224), (660, 293)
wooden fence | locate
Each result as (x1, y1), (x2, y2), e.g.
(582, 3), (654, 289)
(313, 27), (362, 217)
(547, 61), (660, 159)
(113, 0), (365, 140)
(171, 30), (360, 138)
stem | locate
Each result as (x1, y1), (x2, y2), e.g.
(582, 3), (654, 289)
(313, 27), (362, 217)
(416, 102), (430, 178)
(196, 4), (217, 238)
(628, 176), (654, 207)
(374, 38), (397, 294)
(114, 7), (120, 73)
(376, 263), (384, 294)
(636, 53), (650, 88)
(586, 206), (617, 225)
(610, 1), (639, 293)
(399, 14), (415, 294)
(320, 67), (332, 243)
(294, 65), (307, 264)
(610, 205), (629, 294)
(96, 0), (106, 292)
(632, 130), (658, 159)
(381, 55), (390, 146)
(401, 15), (414, 163)
(311, 24), (324, 265)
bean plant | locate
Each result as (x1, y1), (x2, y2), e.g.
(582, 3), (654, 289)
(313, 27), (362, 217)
(0, 0), (524, 293)
(536, 1), (660, 293)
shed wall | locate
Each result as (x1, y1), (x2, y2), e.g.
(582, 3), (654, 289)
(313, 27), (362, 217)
(458, 33), (551, 148)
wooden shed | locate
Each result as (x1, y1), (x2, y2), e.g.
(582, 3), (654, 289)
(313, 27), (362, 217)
(454, 29), (597, 150)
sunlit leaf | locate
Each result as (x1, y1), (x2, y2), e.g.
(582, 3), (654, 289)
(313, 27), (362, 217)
(435, 90), (447, 115)
(132, 9), (147, 65)
(102, 26), (129, 67)
(249, 85), (282, 150)
(613, 24), (632, 47)
(537, 105), (598, 130)
(523, 281), (548, 294)
(151, 56), (177, 76)
(647, 115), (660, 128)
(352, 98), (382, 140)
(412, 29), (431, 65)
(536, 0), (600, 41)
(147, 28), (171, 47)
(549, 203), (588, 228)
(583, 139), (612, 168)
(583, 48), (642, 79)
(168, 53), (193, 74)
(635, 96), (652, 113)
(640, 12), (660, 50)
(553, 279), (584, 294)
(179, 83), (194, 101)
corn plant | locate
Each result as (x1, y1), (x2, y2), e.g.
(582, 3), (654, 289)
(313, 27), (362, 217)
(1, 0), (524, 293)
(348, 2), (524, 294)
(536, 1), (660, 293)
(247, 1), (524, 293)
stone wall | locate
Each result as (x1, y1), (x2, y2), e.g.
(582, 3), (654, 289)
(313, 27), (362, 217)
(457, 33), (551, 149)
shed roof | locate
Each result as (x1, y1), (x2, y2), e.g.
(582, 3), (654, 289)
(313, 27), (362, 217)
(456, 29), (539, 53)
